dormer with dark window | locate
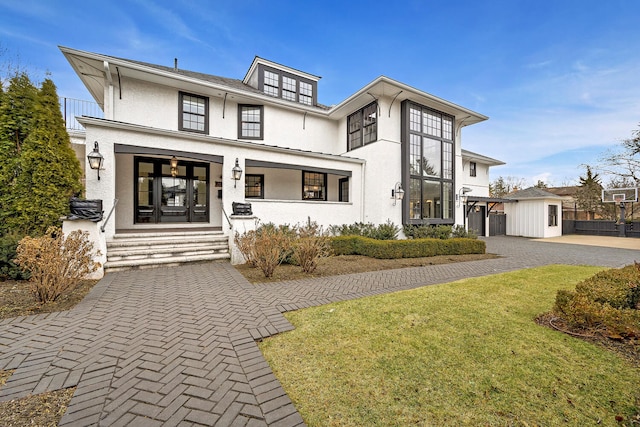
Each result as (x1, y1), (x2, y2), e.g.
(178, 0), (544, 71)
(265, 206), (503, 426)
(244, 57), (320, 107)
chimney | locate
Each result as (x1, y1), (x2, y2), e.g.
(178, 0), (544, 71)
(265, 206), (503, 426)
(174, 58), (178, 70)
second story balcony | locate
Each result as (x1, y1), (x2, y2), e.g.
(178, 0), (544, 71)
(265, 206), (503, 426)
(59, 97), (103, 131)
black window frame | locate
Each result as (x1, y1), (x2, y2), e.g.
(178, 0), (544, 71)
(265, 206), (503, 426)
(258, 65), (317, 106)
(470, 161), (477, 177)
(339, 177), (349, 202)
(179, 91), (209, 134)
(245, 174), (264, 199)
(302, 171), (327, 201)
(548, 204), (558, 227)
(401, 100), (455, 226)
(347, 101), (378, 151)
(238, 105), (264, 140)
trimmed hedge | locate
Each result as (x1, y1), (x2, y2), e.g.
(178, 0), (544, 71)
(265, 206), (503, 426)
(330, 236), (485, 259)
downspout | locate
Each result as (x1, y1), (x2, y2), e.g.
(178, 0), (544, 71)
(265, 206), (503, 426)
(360, 161), (366, 222)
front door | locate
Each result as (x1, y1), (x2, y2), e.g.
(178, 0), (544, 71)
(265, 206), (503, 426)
(135, 157), (209, 224)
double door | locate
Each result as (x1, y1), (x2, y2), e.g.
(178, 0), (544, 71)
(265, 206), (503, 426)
(135, 157), (209, 224)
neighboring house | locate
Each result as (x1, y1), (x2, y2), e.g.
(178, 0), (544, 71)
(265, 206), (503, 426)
(60, 46), (501, 274)
(546, 186), (585, 220)
(504, 187), (568, 238)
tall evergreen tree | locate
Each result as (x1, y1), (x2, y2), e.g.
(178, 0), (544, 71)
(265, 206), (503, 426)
(0, 72), (38, 234)
(574, 165), (603, 220)
(7, 78), (82, 235)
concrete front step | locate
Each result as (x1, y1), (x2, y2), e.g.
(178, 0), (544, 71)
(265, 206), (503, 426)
(104, 252), (230, 272)
(105, 231), (230, 272)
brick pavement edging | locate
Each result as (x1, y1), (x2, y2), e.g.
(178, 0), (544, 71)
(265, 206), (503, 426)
(1, 236), (639, 426)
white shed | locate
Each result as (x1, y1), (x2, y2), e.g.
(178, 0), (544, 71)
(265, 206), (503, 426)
(504, 187), (567, 238)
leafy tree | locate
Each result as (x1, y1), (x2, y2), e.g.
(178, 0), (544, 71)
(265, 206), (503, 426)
(598, 123), (640, 184)
(534, 180), (548, 189)
(1, 77), (82, 235)
(574, 166), (603, 220)
(490, 176), (526, 197)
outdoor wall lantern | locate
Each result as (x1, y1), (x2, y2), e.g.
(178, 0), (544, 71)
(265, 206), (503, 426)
(231, 158), (243, 188)
(87, 141), (104, 180)
(170, 156), (179, 177)
(392, 182), (405, 206)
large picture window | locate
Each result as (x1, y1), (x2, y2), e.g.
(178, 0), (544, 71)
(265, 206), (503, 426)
(302, 171), (326, 200)
(347, 102), (377, 151)
(403, 101), (454, 224)
(238, 105), (263, 140)
(179, 92), (208, 134)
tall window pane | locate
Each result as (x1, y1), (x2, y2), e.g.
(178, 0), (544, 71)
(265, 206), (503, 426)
(422, 138), (441, 177)
(347, 102), (377, 151)
(410, 178), (421, 220)
(443, 182), (453, 219)
(423, 180), (441, 219)
(443, 142), (453, 179)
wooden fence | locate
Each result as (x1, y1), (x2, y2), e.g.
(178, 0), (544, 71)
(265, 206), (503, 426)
(563, 220), (640, 238)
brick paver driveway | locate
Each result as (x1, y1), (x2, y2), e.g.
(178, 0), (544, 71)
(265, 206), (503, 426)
(1, 236), (638, 426)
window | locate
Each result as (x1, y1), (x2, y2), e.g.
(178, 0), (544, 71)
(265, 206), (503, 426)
(259, 66), (316, 106)
(179, 92), (208, 134)
(302, 171), (326, 200)
(470, 162), (477, 177)
(339, 177), (349, 202)
(245, 174), (264, 199)
(347, 102), (377, 151)
(548, 205), (558, 226)
(403, 101), (454, 224)
(238, 105), (263, 140)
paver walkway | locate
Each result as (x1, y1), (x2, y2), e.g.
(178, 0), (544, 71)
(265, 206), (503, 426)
(0, 236), (638, 426)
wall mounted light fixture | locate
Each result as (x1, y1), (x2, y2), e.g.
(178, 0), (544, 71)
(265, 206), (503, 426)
(170, 156), (178, 177)
(392, 182), (405, 206)
(232, 158), (243, 188)
(87, 141), (104, 180)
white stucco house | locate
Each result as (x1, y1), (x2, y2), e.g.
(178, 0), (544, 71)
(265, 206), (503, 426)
(59, 46), (505, 275)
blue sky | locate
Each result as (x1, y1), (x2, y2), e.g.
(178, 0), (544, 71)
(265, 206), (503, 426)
(1, 0), (639, 187)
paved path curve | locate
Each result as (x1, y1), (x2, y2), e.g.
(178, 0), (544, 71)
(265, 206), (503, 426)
(0, 236), (638, 426)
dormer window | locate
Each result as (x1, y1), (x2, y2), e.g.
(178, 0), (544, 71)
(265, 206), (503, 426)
(258, 65), (316, 106)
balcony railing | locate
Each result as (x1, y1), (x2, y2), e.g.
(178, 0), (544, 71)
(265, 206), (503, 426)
(59, 97), (103, 131)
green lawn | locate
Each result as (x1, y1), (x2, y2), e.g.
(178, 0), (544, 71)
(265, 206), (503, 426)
(259, 265), (640, 426)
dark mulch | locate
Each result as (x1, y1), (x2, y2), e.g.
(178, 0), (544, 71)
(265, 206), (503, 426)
(235, 253), (499, 283)
(535, 312), (640, 367)
(0, 279), (97, 320)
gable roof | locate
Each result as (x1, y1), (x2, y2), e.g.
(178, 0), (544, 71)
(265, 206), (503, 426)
(505, 187), (569, 200)
(461, 149), (505, 166)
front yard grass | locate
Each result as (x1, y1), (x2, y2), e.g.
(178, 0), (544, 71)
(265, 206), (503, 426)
(259, 265), (640, 426)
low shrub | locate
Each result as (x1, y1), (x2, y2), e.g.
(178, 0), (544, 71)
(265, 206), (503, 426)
(403, 224), (479, 240)
(554, 263), (640, 338)
(330, 236), (485, 259)
(235, 223), (294, 278)
(292, 222), (331, 274)
(14, 227), (101, 303)
(329, 221), (400, 240)
(0, 233), (28, 281)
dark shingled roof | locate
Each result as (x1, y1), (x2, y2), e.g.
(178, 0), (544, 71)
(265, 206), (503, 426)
(505, 187), (568, 200)
(105, 54), (331, 111)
